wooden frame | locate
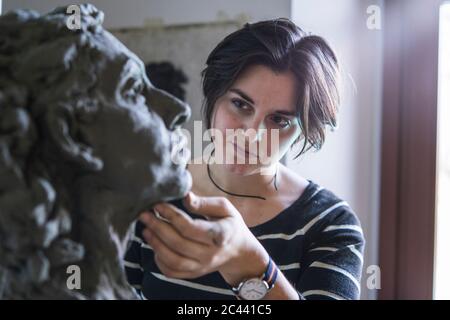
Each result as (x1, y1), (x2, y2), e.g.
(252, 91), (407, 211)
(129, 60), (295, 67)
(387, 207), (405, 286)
(378, 0), (441, 299)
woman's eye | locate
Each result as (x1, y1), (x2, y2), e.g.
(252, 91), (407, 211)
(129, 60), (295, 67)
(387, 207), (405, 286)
(231, 98), (250, 110)
(271, 115), (291, 128)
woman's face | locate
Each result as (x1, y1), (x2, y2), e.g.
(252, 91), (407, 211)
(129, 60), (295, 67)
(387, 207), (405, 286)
(211, 64), (302, 176)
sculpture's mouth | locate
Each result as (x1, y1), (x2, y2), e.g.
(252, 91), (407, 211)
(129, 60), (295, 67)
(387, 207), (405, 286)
(170, 129), (191, 168)
(134, 166), (192, 218)
(130, 130), (193, 218)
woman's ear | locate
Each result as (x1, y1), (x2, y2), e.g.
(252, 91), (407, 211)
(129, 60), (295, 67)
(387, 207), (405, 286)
(44, 105), (103, 172)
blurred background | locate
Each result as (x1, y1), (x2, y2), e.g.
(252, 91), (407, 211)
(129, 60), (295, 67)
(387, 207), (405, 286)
(1, 0), (448, 300)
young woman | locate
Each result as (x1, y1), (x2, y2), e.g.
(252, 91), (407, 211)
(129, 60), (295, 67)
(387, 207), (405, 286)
(125, 18), (365, 300)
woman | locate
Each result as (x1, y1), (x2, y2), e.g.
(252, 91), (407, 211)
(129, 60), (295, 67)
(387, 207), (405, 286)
(124, 18), (365, 300)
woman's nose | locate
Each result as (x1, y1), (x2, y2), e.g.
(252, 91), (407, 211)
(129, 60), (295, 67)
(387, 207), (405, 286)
(244, 119), (267, 142)
(146, 87), (191, 130)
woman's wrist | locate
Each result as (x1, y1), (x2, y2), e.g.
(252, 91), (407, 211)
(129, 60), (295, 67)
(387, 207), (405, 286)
(219, 238), (270, 287)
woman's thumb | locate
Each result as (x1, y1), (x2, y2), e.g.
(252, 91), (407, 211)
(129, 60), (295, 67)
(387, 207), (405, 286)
(183, 192), (231, 219)
(184, 191), (200, 210)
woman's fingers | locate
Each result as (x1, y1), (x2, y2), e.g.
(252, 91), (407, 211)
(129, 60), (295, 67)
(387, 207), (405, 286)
(151, 203), (229, 246)
(140, 211), (209, 261)
(183, 192), (237, 220)
(153, 253), (203, 279)
(142, 228), (202, 278)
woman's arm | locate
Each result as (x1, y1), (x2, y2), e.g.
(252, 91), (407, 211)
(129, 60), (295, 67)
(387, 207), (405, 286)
(295, 208), (365, 300)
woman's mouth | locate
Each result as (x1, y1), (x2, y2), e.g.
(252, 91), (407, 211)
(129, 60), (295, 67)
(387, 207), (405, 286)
(231, 141), (259, 158)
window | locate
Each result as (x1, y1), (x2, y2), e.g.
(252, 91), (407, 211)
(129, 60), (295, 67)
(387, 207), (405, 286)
(433, 1), (450, 300)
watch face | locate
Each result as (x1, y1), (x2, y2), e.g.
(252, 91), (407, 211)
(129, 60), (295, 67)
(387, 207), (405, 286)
(239, 278), (269, 300)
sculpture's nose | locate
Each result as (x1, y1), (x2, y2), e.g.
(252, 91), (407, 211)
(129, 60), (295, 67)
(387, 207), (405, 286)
(146, 87), (191, 130)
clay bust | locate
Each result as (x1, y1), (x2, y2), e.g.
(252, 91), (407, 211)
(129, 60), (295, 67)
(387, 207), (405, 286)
(0, 4), (192, 299)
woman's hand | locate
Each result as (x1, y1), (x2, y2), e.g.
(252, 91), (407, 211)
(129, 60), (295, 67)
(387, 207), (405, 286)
(139, 192), (269, 286)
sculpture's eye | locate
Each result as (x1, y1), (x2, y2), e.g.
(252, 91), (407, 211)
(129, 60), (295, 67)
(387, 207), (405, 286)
(122, 78), (144, 101)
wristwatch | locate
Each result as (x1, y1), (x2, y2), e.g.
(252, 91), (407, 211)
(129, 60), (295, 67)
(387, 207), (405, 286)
(231, 257), (279, 300)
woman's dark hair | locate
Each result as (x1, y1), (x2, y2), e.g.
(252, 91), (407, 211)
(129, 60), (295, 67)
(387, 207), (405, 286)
(201, 18), (340, 159)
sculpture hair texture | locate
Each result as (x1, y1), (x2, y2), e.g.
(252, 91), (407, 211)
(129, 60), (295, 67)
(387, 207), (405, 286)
(0, 4), (105, 299)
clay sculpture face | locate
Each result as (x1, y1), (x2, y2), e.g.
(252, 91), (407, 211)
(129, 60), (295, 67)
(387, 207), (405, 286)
(0, 4), (192, 299)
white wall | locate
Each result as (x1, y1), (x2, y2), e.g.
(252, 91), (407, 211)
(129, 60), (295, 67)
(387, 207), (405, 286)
(289, 0), (383, 300)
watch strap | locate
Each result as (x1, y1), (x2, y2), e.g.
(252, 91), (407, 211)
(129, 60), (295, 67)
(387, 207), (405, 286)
(231, 256), (279, 296)
(261, 257), (278, 289)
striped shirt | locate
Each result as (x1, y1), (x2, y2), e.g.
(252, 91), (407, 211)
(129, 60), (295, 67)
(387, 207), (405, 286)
(124, 180), (365, 300)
